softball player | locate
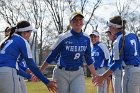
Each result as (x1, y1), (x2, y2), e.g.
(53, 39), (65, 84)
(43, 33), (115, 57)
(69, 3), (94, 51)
(90, 31), (110, 93)
(0, 21), (56, 93)
(105, 30), (114, 93)
(105, 29), (123, 93)
(93, 15), (140, 93)
(40, 12), (97, 93)
(4, 26), (33, 93)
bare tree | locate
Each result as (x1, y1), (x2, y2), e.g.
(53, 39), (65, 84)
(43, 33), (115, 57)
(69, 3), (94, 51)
(0, 0), (19, 25)
(66, 0), (102, 32)
(0, 0), (52, 65)
(0, 0), (103, 65)
(44, 0), (65, 34)
(127, 12), (140, 34)
(27, 0), (48, 65)
(115, 0), (140, 33)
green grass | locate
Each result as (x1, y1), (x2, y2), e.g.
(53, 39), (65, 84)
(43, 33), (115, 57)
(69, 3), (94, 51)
(26, 77), (112, 93)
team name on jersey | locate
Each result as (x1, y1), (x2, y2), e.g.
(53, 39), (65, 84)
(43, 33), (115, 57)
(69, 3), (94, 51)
(92, 52), (99, 56)
(66, 46), (87, 52)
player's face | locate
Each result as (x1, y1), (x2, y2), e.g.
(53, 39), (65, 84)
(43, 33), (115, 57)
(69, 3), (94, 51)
(70, 15), (84, 33)
(90, 35), (99, 44)
(22, 31), (32, 40)
(109, 26), (116, 35)
(106, 31), (115, 41)
(5, 31), (10, 37)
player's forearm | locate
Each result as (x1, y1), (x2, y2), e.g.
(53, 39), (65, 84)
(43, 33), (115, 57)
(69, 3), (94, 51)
(27, 59), (50, 84)
(102, 69), (113, 79)
(17, 67), (32, 79)
(88, 64), (97, 76)
(40, 61), (49, 72)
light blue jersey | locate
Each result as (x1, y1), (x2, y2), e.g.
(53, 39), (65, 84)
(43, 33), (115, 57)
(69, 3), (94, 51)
(46, 29), (94, 67)
(109, 31), (140, 71)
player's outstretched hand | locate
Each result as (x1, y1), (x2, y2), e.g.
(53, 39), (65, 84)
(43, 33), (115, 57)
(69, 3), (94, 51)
(92, 74), (104, 86)
(46, 80), (57, 93)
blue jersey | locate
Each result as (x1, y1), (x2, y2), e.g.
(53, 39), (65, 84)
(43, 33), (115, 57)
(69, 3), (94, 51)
(17, 59), (32, 79)
(109, 32), (140, 71)
(0, 34), (49, 84)
(46, 29), (93, 67)
(0, 34), (32, 69)
(20, 59), (27, 68)
(139, 40), (140, 53)
(18, 56), (28, 71)
(108, 48), (124, 69)
(91, 42), (110, 68)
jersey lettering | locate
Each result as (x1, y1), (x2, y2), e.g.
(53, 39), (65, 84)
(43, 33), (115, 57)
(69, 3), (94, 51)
(66, 46), (87, 52)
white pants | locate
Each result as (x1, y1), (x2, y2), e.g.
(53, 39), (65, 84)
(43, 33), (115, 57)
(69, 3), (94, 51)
(122, 66), (140, 93)
(96, 67), (107, 93)
(19, 76), (27, 93)
(52, 66), (85, 93)
(0, 67), (21, 93)
(112, 68), (123, 93)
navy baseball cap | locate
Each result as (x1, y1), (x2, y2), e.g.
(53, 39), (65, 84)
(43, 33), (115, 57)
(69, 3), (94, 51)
(70, 12), (84, 21)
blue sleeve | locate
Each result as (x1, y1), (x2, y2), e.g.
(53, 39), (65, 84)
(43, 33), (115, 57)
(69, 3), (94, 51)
(104, 59), (109, 67)
(46, 37), (63, 64)
(18, 63), (27, 71)
(84, 39), (94, 66)
(17, 67), (32, 79)
(138, 40), (140, 54)
(109, 60), (122, 71)
(19, 40), (50, 84)
(46, 49), (61, 64)
(25, 58), (50, 84)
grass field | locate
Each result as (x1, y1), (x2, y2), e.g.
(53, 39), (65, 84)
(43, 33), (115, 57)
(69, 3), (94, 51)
(26, 77), (113, 93)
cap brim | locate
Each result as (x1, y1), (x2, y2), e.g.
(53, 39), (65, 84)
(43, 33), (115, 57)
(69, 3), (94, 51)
(90, 31), (99, 36)
(70, 13), (84, 21)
